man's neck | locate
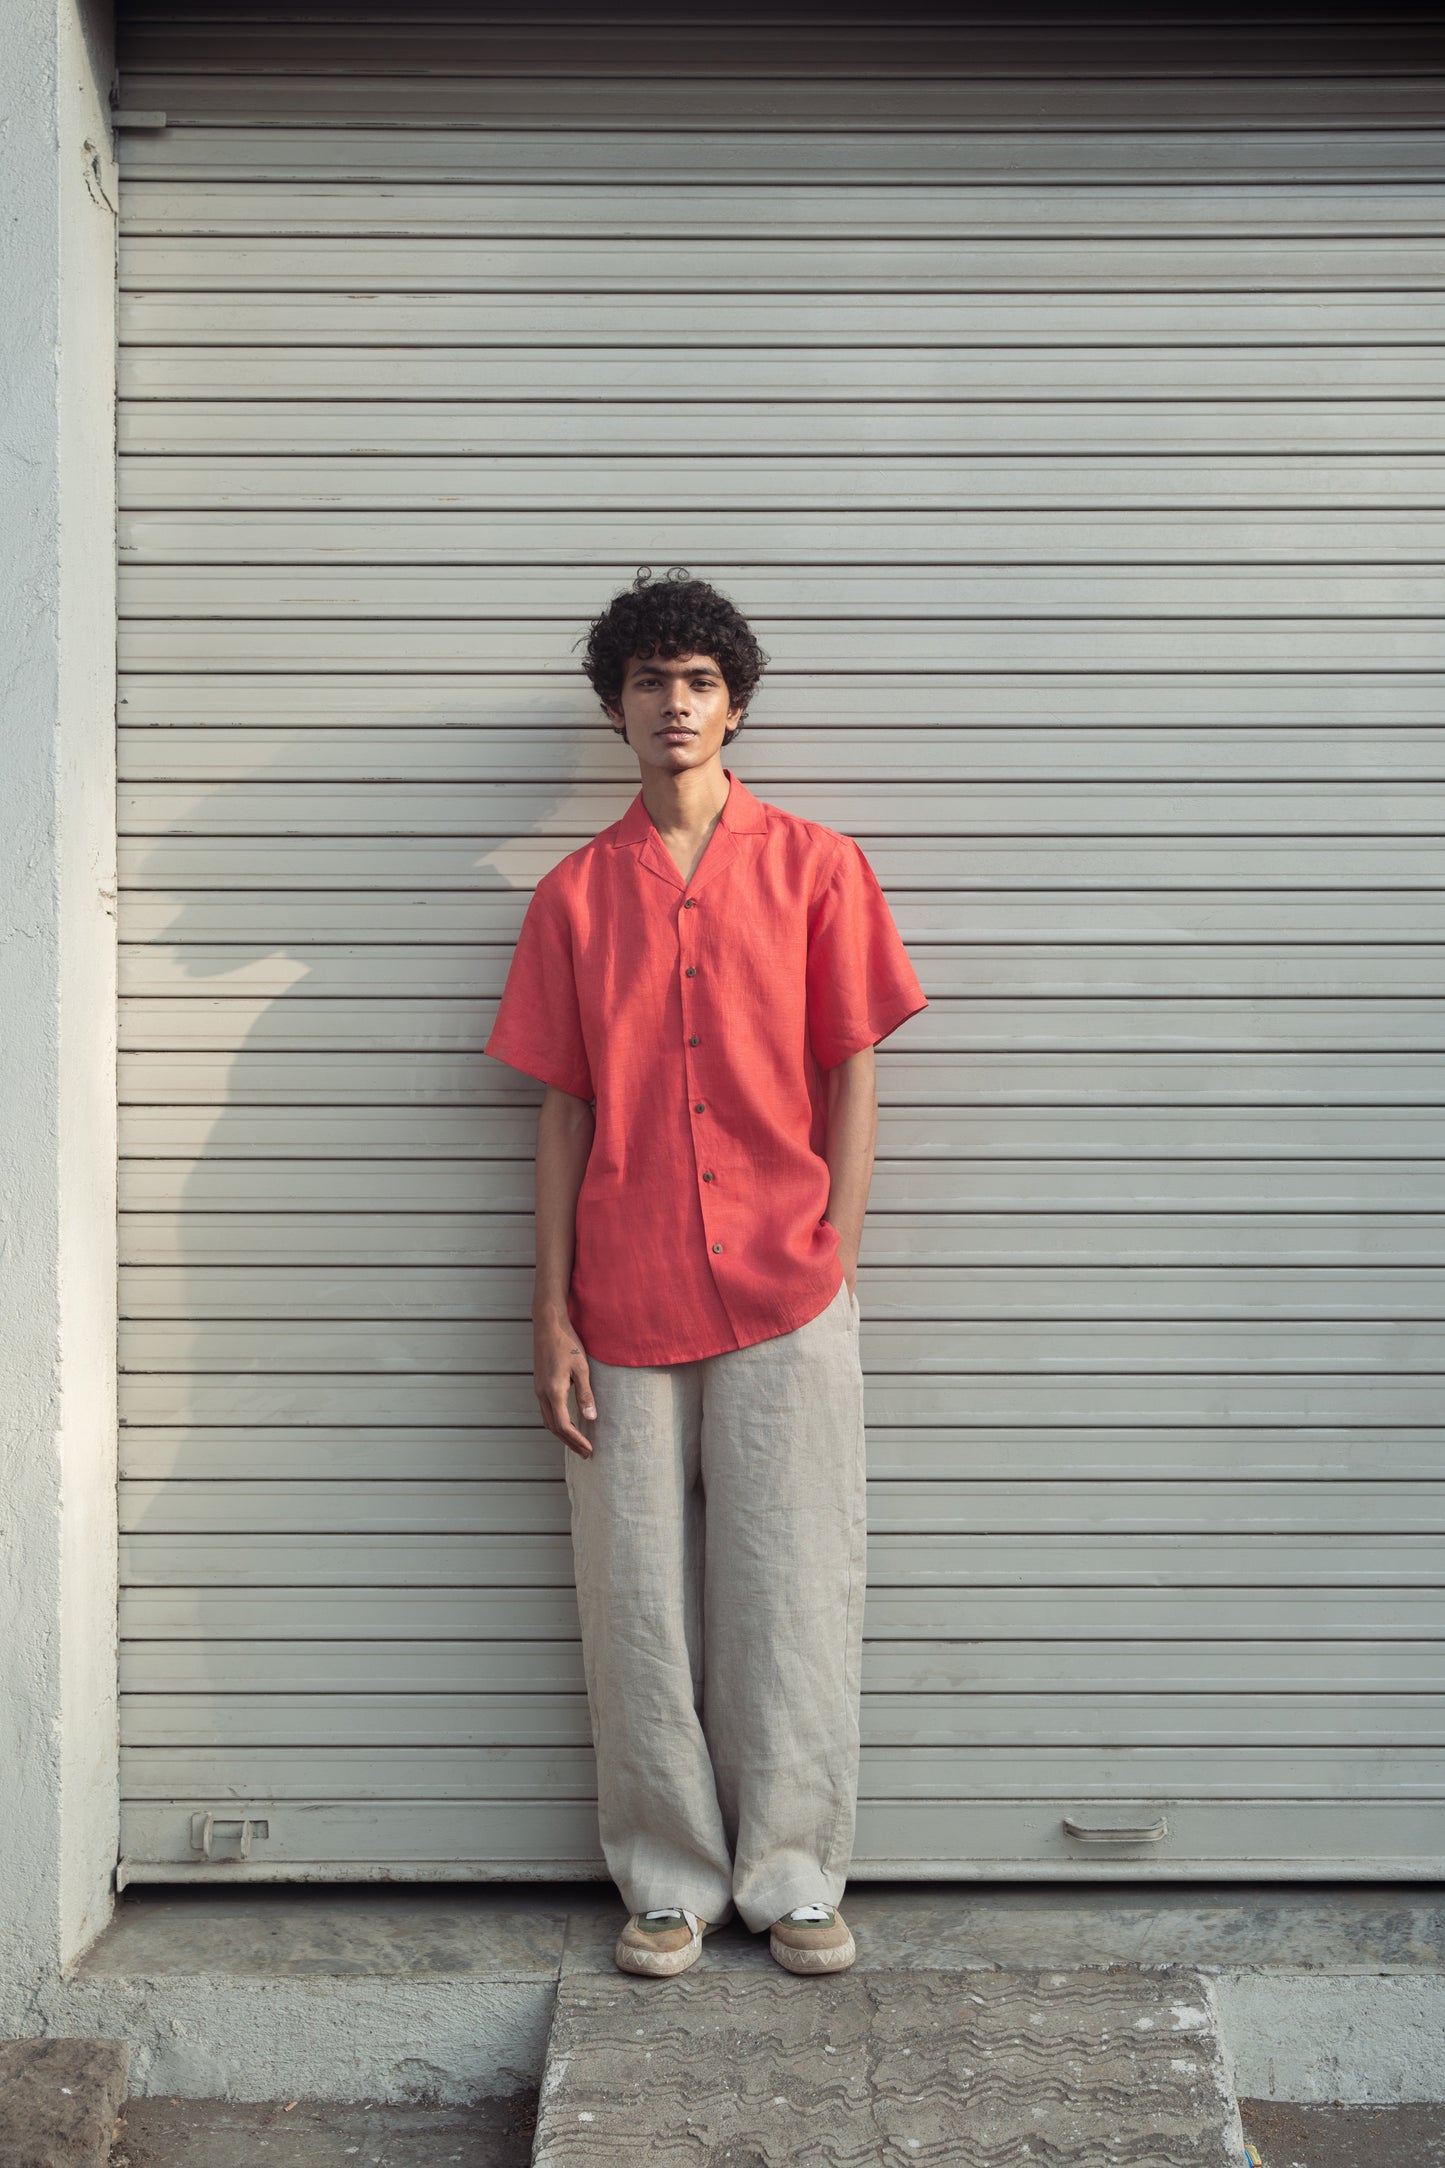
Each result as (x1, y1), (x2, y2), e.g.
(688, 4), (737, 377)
(639, 760), (732, 846)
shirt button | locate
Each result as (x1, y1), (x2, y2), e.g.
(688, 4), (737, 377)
(712, 1242), (723, 1253)
(683, 898), (697, 909)
(694, 1102), (705, 1113)
(685, 966), (696, 977)
(702, 1170), (714, 1182)
(689, 1034), (700, 1046)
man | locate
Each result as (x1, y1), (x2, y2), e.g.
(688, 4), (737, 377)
(484, 570), (927, 1978)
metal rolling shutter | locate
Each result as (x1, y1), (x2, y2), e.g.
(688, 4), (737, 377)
(114, 4), (1445, 1880)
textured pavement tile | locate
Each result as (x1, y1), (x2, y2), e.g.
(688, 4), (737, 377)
(1240, 2097), (1445, 2168)
(0, 2038), (130, 2168)
(531, 1965), (1245, 2165)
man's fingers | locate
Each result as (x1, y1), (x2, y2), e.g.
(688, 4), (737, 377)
(538, 1386), (593, 1458)
(574, 1361), (596, 1421)
(546, 1406), (592, 1457)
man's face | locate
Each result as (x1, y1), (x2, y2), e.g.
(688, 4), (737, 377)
(608, 651), (741, 775)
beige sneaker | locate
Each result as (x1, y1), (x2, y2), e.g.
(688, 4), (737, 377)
(769, 1904), (856, 1975)
(613, 1907), (708, 1977)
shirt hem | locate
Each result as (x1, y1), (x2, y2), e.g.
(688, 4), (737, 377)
(580, 1268), (846, 1368)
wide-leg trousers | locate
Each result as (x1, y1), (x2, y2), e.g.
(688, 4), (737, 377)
(564, 1276), (868, 1934)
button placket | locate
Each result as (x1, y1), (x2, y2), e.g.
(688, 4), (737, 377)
(680, 894), (725, 1265)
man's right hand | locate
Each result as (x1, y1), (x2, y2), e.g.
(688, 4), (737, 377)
(533, 1308), (597, 1457)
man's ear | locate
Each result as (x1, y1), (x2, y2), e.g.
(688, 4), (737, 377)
(603, 702), (628, 742)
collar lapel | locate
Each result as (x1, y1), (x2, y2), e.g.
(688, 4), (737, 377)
(612, 769), (767, 898)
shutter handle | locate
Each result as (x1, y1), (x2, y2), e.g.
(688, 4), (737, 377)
(189, 1811), (266, 1859)
(1062, 1814), (1169, 1844)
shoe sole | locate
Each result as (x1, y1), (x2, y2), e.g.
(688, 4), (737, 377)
(613, 1928), (707, 1977)
(613, 1942), (703, 1976)
(768, 1929), (857, 1975)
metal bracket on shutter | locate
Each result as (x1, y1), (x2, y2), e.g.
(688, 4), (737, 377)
(190, 1812), (268, 1860)
(111, 111), (168, 130)
(1062, 1814), (1169, 1844)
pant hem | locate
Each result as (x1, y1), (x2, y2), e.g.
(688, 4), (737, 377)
(733, 1875), (849, 1937)
(623, 1884), (735, 1926)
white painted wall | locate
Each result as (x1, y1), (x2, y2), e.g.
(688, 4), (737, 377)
(0, 0), (118, 2023)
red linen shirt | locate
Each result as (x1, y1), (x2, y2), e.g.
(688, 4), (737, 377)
(484, 767), (928, 1366)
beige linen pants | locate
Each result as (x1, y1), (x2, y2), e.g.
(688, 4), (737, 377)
(565, 1276), (867, 1933)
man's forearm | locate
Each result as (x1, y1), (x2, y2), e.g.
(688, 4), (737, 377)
(533, 1085), (595, 1318)
(823, 1046), (878, 1278)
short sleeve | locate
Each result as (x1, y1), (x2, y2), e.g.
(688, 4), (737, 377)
(806, 835), (928, 1070)
(483, 874), (594, 1102)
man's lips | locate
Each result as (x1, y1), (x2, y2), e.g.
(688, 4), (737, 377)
(657, 727), (695, 737)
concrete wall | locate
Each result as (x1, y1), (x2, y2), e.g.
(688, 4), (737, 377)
(0, 0), (118, 2025)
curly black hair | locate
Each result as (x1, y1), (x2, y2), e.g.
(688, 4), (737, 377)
(579, 567), (769, 747)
